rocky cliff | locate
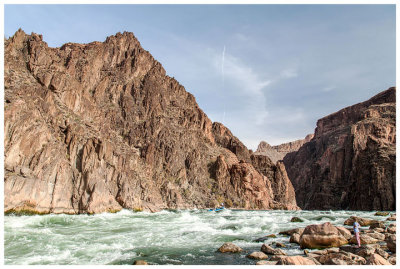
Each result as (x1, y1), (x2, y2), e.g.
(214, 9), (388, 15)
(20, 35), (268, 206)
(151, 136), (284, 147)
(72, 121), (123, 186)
(4, 29), (299, 214)
(283, 88), (396, 210)
(255, 134), (314, 163)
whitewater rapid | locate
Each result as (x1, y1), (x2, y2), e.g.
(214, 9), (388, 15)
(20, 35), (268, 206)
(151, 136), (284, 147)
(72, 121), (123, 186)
(4, 209), (391, 265)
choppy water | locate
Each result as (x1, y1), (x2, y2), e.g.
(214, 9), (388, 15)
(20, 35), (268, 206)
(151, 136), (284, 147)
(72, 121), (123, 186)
(4, 209), (393, 265)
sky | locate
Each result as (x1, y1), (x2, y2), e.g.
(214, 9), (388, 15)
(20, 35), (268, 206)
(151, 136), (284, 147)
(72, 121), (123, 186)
(4, 4), (396, 150)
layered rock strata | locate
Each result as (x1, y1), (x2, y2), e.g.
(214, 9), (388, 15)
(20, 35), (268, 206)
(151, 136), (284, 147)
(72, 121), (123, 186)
(284, 88), (396, 210)
(4, 29), (299, 214)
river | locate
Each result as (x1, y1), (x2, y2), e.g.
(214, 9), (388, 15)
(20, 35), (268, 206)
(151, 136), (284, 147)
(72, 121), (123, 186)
(4, 209), (392, 265)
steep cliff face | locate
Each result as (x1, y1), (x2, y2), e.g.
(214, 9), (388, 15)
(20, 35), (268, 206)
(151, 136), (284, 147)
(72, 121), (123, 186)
(283, 88), (396, 210)
(4, 29), (299, 214)
(255, 134), (314, 163)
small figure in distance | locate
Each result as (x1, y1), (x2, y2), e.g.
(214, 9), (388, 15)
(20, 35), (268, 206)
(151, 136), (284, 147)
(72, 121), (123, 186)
(353, 221), (361, 248)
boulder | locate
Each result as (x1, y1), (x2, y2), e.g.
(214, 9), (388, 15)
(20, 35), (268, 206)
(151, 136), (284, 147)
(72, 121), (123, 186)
(387, 224), (396, 234)
(385, 234), (396, 253)
(289, 233), (301, 244)
(290, 217), (303, 222)
(349, 234), (379, 245)
(275, 242), (286, 248)
(271, 255), (319, 265)
(367, 254), (391, 265)
(344, 216), (380, 226)
(369, 221), (386, 229)
(387, 215), (396, 221)
(260, 244), (286, 255)
(357, 245), (377, 258)
(375, 212), (390, 216)
(336, 226), (352, 240)
(372, 228), (385, 233)
(340, 245), (378, 256)
(299, 222), (348, 249)
(133, 260), (148, 265)
(279, 227), (304, 236)
(246, 251), (268, 260)
(367, 232), (386, 241)
(218, 242), (243, 253)
(317, 251), (366, 265)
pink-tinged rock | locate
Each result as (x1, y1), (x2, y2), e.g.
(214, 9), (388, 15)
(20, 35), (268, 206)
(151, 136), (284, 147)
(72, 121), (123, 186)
(218, 242), (242, 253)
(300, 222), (348, 249)
(272, 255), (319, 265)
(367, 254), (391, 265)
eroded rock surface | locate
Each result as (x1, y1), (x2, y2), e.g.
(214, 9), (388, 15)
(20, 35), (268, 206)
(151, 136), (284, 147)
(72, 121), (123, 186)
(284, 88), (396, 210)
(4, 29), (299, 214)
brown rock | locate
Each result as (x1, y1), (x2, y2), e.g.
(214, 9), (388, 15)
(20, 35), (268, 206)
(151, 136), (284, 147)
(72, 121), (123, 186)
(218, 242), (242, 253)
(366, 232), (386, 241)
(246, 251), (268, 260)
(273, 255), (319, 265)
(284, 87), (395, 211)
(344, 216), (381, 226)
(4, 30), (300, 214)
(385, 234), (396, 253)
(387, 255), (396, 265)
(375, 247), (390, 259)
(317, 251), (366, 265)
(336, 226), (352, 240)
(133, 260), (148, 265)
(279, 227), (304, 236)
(299, 222), (348, 249)
(260, 244), (286, 255)
(387, 223), (396, 234)
(289, 233), (301, 244)
(349, 234), (379, 245)
(367, 254), (391, 265)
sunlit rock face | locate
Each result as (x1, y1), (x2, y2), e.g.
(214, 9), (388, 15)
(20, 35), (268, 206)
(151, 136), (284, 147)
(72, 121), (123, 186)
(4, 29), (299, 214)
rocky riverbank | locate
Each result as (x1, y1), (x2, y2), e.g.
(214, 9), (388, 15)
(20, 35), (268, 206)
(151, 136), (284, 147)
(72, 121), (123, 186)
(215, 213), (396, 265)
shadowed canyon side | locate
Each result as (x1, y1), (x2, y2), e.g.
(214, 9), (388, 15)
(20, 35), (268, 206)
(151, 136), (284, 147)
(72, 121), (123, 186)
(283, 87), (396, 211)
(4, 29), (299, 214)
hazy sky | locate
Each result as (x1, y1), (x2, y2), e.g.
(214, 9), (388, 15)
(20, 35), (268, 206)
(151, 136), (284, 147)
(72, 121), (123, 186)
(5, 4), (396, 150)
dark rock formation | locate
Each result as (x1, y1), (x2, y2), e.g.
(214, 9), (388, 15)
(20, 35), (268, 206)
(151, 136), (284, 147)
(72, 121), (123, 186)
(4, 29), (299, 214)
(283, 88), (396, 210)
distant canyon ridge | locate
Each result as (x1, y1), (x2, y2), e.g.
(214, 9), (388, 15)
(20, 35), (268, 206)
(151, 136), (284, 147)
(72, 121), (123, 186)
(4, 30), (395, 214)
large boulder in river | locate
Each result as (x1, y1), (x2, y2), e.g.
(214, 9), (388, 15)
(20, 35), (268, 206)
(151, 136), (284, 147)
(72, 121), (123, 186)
(300, 222), (348, 249)
(344, 216), (380, 226)
(279, 227), (304, 236)
(218, 242), (242, 253)
(246, 251), (268, 260)
(261, 244), (286, 255)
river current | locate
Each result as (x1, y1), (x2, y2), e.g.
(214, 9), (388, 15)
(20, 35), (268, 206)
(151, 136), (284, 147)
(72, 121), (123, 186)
(4, 209), (392, 265)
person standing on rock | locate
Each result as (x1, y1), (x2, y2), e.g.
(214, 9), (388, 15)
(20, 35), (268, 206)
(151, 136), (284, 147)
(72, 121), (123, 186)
(353, 221), (361, 248)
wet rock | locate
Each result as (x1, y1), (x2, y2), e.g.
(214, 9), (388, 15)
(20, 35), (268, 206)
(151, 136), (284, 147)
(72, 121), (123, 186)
(279, 227), (304, 236)
(255, 260), (278, 265)
(366, 254), (391, 265)
(300, 222), (348, 249)
(260, 244), (286, 255)
(272, 255), (320, 265)
(375, 211), (390, 216)
(289, 233), (301, 244)
(344, 216), (381, 226)
(246, 251), (268, 260)
(385, 234), (396, 253)
(317, 251), (366, 265)
(218, 242), (242, 253)
(275, 242), (286, 248)
(290, 217), (303, 222)
(133, 260), (148, 265)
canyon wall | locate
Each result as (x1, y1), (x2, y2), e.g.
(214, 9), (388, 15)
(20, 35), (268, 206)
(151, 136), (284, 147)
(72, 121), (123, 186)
(4, 30), (299, 214)
(283, 88), (396, 210)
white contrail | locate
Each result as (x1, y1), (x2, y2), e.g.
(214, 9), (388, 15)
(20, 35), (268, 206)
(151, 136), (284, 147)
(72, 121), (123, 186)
(222, 45), (226, 123)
